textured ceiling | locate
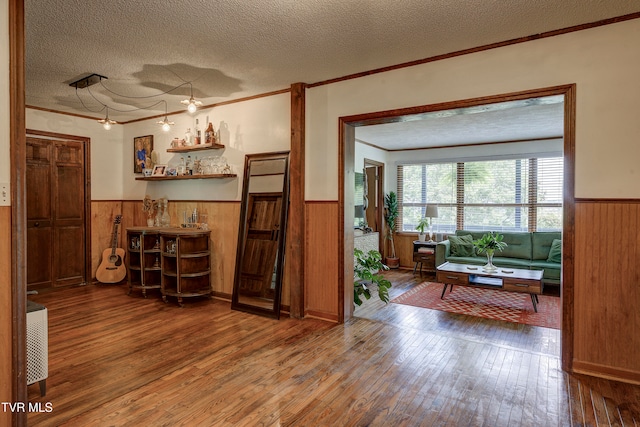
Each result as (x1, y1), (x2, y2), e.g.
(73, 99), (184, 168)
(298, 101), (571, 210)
(356, 96), (565, 150)
(25, 0), (640, 142)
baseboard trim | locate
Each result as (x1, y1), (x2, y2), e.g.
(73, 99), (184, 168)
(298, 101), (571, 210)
(305, 310), (339, 323)
(573, 360), (640, 385)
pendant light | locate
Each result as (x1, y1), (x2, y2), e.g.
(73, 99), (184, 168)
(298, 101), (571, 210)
(180, 83), (202, 113)
(156, 101), (175, 132)
(98, 108), (117, 130)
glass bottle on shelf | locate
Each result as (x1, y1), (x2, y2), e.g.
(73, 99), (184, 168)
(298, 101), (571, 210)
(186, 155), (192, 175)
(161, 200), (171, 227)
(185, 128), (193, 146)
(205, 122), (214, 144)
(177, 157), (186, 176)
(195, 119), (201, 145)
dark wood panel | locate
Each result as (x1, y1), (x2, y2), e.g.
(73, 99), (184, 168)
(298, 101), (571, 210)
(55, 165), (83, 220)
(305, 202), (339, 319)
(54, 225), (85, 286)
(574, 201), (640, 382)
(26, 270), (640, 426)
(288, 82), (306, 318)
(26, 226), (52, 288)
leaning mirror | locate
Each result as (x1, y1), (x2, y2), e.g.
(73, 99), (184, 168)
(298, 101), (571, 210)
(231, 151), (290, 319)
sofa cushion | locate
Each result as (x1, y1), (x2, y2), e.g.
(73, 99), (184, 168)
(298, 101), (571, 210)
(547, 239), (562, 263)
(530, 260), (561, 282)
(532, 232), (562, 260)
(446, 256), (485, 265)
(455, 230), (532, 260)
(497, 232), (532, 260)
(490, 257), (533, 269)
(448, 235), (475, 257)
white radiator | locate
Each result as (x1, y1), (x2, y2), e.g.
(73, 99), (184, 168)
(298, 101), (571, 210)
(26, 300), (48, 396)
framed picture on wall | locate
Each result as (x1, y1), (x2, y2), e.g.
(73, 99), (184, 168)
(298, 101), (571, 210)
(134, 135), (154, 174)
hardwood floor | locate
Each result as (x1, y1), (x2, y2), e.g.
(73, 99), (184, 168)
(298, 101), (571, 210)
(26, 270), (639, 426)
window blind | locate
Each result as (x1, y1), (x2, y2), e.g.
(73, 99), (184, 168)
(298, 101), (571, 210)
(397, 157), (563, 233)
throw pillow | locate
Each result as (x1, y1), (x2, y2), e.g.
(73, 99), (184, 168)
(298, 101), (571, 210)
(449, 235), (475, 257)
(547, 239), (562, 263)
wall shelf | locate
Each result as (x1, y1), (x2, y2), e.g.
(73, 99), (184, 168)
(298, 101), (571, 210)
(135, 173), (236, 181)
(167, 143), (225, 153)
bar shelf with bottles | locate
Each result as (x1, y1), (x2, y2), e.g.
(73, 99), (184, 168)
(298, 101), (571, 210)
(136, 120), (236, 181)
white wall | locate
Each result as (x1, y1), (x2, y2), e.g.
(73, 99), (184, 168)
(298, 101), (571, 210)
(306, 19), (640, 200)
(122, 92), (290, 201)
(26, 109), (125, 200)
(25, 92), (290, 202)
(354, 140), (390, 192)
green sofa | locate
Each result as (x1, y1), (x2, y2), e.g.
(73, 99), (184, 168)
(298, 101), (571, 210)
(435, 230), (561, 286)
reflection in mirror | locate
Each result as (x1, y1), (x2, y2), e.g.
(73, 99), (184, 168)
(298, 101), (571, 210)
(231, 151), (290, 319)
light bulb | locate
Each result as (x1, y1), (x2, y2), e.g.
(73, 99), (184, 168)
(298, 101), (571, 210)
(187, 101), (197, 114)
(103, 121), (112, 130)
(162, 122), (171, 132)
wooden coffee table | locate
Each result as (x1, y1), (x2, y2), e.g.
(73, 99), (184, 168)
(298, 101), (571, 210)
(436, 262), (544, 312)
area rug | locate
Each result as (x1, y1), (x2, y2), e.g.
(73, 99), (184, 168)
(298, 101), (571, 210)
(391, 282), (560, 329)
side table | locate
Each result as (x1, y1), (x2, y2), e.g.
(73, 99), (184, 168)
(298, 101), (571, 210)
(413, 240), (437, 275)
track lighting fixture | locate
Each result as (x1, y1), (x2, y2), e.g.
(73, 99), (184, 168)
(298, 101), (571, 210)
(98, 108), (117, 130)
(180, 83), (202, 113)
(72, 73), (206, 123)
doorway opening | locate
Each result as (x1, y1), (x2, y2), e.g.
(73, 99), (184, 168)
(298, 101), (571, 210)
(339, 85), (575, 371)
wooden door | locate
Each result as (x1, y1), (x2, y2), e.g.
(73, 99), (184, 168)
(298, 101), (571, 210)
(239, 193), (282, 298)
(27, 137), (87, 290)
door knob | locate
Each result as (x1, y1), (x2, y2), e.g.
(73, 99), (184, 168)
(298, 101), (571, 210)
(34, 222), (39, 227)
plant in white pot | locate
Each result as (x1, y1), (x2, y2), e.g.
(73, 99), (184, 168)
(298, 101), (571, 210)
(383, 191), (400, 268)
(353, 249), (392, 306)
(473, 231), (508, 272)
(415, 217), (429, 242)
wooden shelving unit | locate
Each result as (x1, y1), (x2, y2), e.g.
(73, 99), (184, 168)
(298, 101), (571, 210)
(160, 230), (212, 306)
(166, 143), (225, 153)
(135, 142), (236, 181)
(126, 228), (162, 297)
(135, 173), (236, 181)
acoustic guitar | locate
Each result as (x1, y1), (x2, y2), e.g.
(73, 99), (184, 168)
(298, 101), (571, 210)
(96, 215), (126, 283)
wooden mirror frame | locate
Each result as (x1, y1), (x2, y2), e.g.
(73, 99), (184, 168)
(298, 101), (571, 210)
(231, 151), (290, 319)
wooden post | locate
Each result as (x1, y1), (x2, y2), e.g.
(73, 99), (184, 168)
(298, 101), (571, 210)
(288, 83), (306, 318)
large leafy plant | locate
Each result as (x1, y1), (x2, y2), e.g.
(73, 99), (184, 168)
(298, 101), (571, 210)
(353, 249), (392, 306)
(473, 231), (508, 255)
(384, 191), (398, 258)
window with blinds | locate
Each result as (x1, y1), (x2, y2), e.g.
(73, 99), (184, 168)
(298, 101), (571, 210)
(397, 157), (563, 233)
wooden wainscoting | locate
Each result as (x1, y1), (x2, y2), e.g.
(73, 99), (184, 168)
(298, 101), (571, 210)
(395, 233), (421, 268)
(305, 201), (339, 321)
(0, 206), (12, 425)
(91, 201), (124, 278)
(574, 199), (640, 384)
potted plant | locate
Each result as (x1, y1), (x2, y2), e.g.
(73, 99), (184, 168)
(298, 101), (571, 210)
(353, 248), (392, 306)
(415, 217), (429, 242)
(473, 231), (508, 272)
(384, 191), (400, 268)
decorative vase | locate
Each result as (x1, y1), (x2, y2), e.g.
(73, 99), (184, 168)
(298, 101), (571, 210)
(146, 216), (154, 227)
(483, 250), (497, 272)
(161, 205), (171, 227)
